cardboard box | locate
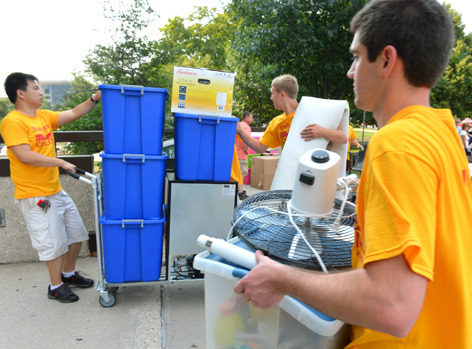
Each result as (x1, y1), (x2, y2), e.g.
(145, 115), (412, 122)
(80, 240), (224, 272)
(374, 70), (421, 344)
(171, 66), (235, 117)
(251, 155), (280, 190)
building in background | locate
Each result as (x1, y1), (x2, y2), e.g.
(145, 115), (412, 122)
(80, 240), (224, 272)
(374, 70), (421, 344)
(41, 80), (72, 106)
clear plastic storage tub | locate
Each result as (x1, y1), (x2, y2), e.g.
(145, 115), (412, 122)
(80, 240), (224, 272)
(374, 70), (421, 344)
(194, 237), (350, 349)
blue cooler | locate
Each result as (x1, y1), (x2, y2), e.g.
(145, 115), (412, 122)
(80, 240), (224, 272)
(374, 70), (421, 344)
(100, 152), (167, 219)
(173, 113), (237, 181)
(99, 84), (168, 155)
(99, 209), (166, 283)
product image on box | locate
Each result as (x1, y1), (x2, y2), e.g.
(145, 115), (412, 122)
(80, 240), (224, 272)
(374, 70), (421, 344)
(171, 67), (235, 117)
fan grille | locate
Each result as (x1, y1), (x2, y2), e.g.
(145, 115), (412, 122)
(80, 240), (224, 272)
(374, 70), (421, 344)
(232, 190), (355, 270)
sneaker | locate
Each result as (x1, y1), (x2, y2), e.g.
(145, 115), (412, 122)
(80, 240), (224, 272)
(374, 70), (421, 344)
(238, 192), (249, 200)
(48, 284), (79, 303)
(62, 272), (94, 288)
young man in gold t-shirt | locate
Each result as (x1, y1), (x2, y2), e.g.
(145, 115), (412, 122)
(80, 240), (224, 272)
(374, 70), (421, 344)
(235, 74), (347, 153)
(1, 72), (101, 303)
(234, 1), (472, 347)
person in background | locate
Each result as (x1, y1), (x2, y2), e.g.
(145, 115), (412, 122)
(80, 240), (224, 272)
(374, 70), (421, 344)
(1, 72), (101, 303)
(234, 0), (472, 347)
(235, 111), (254, 200)
(455, 118), (462, 133)
(235, 74), (347, 153)
(346, 124), (365, 171)
(460, 121), (471, 161)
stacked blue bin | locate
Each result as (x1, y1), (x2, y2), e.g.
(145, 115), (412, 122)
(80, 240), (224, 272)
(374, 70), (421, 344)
(98, 85), (168, 283)
(173, 113), (238, 181)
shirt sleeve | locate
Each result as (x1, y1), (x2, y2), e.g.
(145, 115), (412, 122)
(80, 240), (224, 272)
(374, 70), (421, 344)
(1, 117), (29, 147)
(362, 151), (437, 281)
(259, 118), (280, 149)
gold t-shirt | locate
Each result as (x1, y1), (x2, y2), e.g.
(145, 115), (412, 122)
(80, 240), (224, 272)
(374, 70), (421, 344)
(348, 106), (472, 348)
(259, 112), (295, 150)
(1, 109), (61, 199)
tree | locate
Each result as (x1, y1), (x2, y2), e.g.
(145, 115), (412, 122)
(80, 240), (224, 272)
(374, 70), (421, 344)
(431, 4), (472, 119)
(0, 98), (14, 124)
(58, 75), (104, 154)
(227, 0), (368, 126)
(83, 0), (157, 86)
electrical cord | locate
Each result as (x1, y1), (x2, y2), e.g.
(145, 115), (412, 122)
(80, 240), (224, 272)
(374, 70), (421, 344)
(227, 174), (358, 274)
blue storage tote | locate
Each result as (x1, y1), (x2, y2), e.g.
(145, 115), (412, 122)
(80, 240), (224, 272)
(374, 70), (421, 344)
(99, 211), (166, 283)
(100, 152), (167, 219)
(174, 113), (237, 181)
(99, 84), (168, 155)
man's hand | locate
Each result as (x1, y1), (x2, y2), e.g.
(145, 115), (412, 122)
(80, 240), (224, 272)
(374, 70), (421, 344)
(93, 89), (102, 102)
(60, 160), (76, 172)
(234, 250), (287, 308)
(300, 124), (348, 144)
(300, 123), (326, 141)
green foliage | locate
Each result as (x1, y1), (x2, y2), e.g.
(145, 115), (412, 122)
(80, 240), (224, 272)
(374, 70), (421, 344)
(431, 5), (472, 119)
(0, 98), (14, 123)
(58, 75), (104, 154)
(227, 0), (368, 125)
(83, 0), (157, 86)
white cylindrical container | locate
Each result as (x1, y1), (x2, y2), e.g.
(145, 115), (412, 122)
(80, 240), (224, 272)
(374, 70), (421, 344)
(289, 148), (340, 216)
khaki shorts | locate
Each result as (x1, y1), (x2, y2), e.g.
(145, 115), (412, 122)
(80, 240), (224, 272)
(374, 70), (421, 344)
(16, 190), (88, 261)
(239, 159), (249, 177)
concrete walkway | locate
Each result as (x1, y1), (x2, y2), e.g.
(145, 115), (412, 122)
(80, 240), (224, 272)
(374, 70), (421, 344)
(0, 184), (262, 349)
(0, 255), (210, 349)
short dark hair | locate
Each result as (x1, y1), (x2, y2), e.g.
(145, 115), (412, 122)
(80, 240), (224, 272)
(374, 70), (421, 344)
(242, 111), (252, 120)
(4, 72), (38, 104)
(350, 0), (454, 88)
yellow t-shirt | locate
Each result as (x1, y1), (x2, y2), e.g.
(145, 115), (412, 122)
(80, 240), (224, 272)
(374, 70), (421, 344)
(347, 125), (357, 161)
(259, 112), (295, 150)
(348, 106), (472, 348)
(230, 144), (243, 185)
(1, 109), (62, 199)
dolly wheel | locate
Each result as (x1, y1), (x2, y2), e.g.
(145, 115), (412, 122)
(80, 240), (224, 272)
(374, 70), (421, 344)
(99, 293), (116, 307)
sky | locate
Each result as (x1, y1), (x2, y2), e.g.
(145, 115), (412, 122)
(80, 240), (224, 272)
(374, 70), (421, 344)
(0, 0), (471, 98)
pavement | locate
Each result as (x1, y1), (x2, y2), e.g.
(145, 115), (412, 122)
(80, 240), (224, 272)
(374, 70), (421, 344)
(0, 184), (262, 349)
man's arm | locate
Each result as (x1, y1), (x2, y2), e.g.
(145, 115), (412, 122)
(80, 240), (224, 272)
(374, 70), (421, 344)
(9, 144), (77, 171)
(234, 251), (427, 338)
(351, 138), (365, 150)
(300, 124), (348, 144)
(56, 90), (102, 127)
(236, 122), (269, 154)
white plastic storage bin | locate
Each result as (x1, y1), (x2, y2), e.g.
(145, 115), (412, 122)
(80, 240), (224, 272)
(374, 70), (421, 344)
(194, 237), (350, 349)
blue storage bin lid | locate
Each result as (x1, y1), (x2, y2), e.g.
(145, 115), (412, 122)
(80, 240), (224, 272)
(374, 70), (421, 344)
(99, 152), (168, 160)
(99, 209), (166, 225)
(99, 84), (168, 94)
(173, 113), (238, 123)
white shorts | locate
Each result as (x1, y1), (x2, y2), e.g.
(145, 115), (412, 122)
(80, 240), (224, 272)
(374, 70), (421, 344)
(16, 190), (88, 261)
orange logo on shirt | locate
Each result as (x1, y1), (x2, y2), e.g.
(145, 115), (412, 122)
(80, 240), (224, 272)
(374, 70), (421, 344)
(35, 130), (54, 148)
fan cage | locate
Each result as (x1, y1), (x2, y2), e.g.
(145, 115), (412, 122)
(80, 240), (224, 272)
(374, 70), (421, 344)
(232, 190), (356, 271)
